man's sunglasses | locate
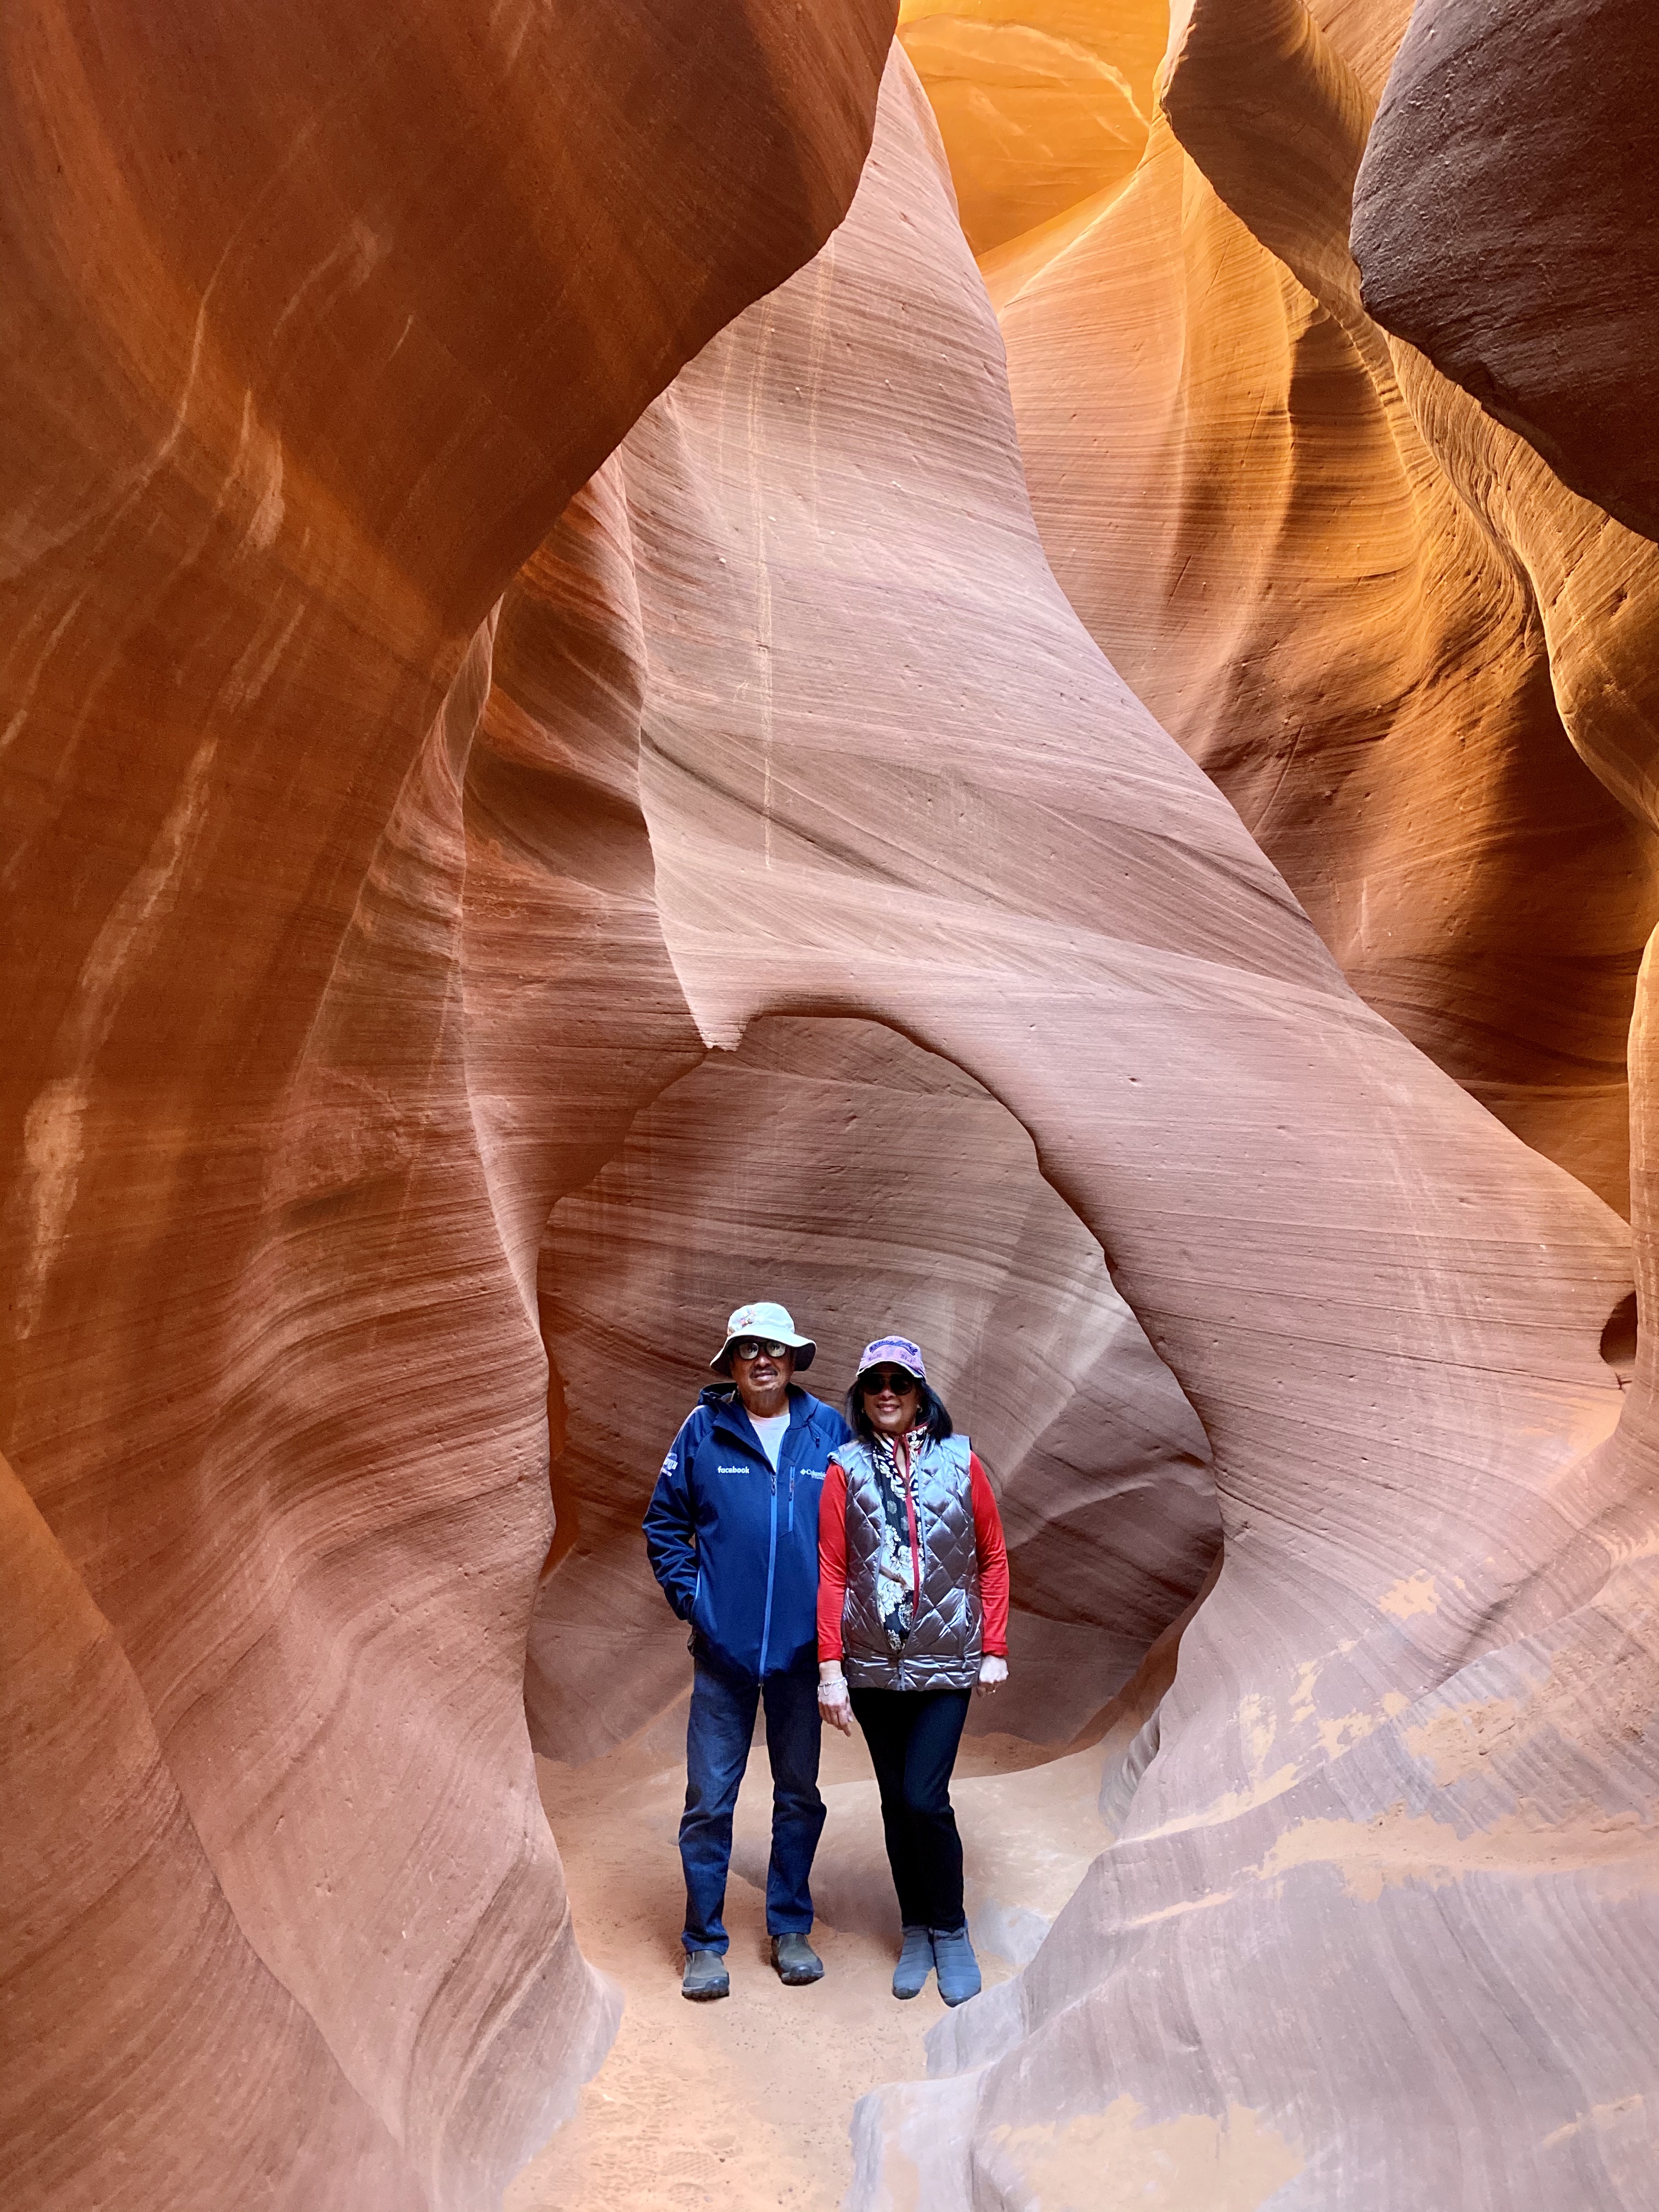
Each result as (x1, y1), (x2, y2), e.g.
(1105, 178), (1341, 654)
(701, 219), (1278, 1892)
(730, 1338), (791, 1361)
(860, 1367), (919, 1395)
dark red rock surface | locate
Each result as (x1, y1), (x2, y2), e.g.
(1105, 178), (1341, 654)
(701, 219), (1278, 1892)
(1354, 0), (1659, 546)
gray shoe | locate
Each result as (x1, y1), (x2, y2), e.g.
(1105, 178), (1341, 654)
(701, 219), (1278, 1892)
(770, 1932), (824, 1985)
(893, 1925), (935, 2000)
(930, 1925), (981, 2007)
(681, 1949), (730, 2001)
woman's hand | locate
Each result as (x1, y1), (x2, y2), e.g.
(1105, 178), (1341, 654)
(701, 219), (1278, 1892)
(975, 1655), (1008, 1698)
(819, 1666), (854, 1736)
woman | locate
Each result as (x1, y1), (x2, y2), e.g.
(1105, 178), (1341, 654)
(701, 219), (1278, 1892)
(817, 1335), (1009, 2005)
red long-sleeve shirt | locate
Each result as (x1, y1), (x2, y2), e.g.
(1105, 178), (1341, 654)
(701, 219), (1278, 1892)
(817, 1447), (1009, 1661)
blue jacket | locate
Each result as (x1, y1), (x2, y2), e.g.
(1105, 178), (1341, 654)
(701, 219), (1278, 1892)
(644, 1384), (853, 1681)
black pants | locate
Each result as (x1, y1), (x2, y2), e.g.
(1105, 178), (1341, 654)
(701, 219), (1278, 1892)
(849, 1685), (973, 1933)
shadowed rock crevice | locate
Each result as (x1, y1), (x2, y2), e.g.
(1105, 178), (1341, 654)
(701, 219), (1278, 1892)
(1601, 1289), (1639, 1384)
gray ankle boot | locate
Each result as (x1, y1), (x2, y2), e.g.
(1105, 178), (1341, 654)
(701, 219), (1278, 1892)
(681, 1949), (730, 2001)
(771, 1932), (824, 1985)
(892, 1925), (935, 1999)
(930, 1925), (981, 2006)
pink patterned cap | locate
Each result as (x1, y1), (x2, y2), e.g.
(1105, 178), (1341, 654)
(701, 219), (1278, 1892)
(854, 1336), (927, 1383)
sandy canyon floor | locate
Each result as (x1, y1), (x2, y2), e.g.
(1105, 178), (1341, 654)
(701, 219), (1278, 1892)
(507, 1704), (1107, 2210)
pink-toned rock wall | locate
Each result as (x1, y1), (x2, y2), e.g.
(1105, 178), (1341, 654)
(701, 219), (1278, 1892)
(510, 46), (1650, 2206)
(0, 5), (895, 2207)
(837, 7), (1657, 2199)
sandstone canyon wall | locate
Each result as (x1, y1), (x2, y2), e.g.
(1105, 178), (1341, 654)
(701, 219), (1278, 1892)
(854, 4), (1658, 2203)
(967, 0), (1659, 1220)
(1, 5), (896, 2208)
(507, 51), (1646, 2207)
(5, 5), (1658, 2211)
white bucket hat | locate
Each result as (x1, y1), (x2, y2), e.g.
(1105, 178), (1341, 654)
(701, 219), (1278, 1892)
(710, 1299), (817, 1373)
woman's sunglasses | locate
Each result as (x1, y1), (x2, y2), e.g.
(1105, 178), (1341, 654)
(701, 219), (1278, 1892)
(860, 1367), (919, 1395)
(730, 1338), (791, 1361)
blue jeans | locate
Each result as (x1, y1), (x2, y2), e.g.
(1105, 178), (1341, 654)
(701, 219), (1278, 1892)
(680, 1658), (826, 1954)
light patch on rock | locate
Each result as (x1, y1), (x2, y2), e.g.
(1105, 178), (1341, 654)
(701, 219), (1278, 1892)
(1541, 2093), (1647, 2149)
(1145, 1765), (1301, 1838)
(1404, 1692), (1527, 1785)
(1239, 1690), (1277, 1767)
(1379, 1571), (1438, 1618)
(981, 2096), (1302, 2211)
(1316, 1707), (1385, 1758)
(1406, 1628), (1659, 1786)
(227, 390), (285, 551)
(849, 2072), (979, 2212)
(14, 1078), (88, 1337)
(1254, 1800), (1659, 1904)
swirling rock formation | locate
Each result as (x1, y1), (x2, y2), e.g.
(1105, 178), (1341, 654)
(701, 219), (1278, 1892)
(535, 41), (1645, 2210)
(8, 3), (1658, 2208)
(976, 0), (1659, 1218)
(855, 4), (1658, 2202)
(1, 5), (894, 2208)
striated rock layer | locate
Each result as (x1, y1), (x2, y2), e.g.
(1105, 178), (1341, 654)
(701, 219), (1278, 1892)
(0, 5), (896, 2208)
(512, 46), (1649, 2209)
(974, 0), (1659, 1217)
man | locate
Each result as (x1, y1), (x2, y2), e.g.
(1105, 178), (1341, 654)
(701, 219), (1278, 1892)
(644, 1300), (853, 2001)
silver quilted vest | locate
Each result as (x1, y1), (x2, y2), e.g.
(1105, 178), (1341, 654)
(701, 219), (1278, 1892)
(838, 1434), (983, 1691)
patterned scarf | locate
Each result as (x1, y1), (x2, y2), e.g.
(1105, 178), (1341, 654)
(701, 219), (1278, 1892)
(870, 1426), (929, 1651)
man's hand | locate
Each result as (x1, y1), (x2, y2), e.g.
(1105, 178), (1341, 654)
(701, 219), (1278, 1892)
(818, 1665), (854, 1736)
(975, 1655), (1008, 1698)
